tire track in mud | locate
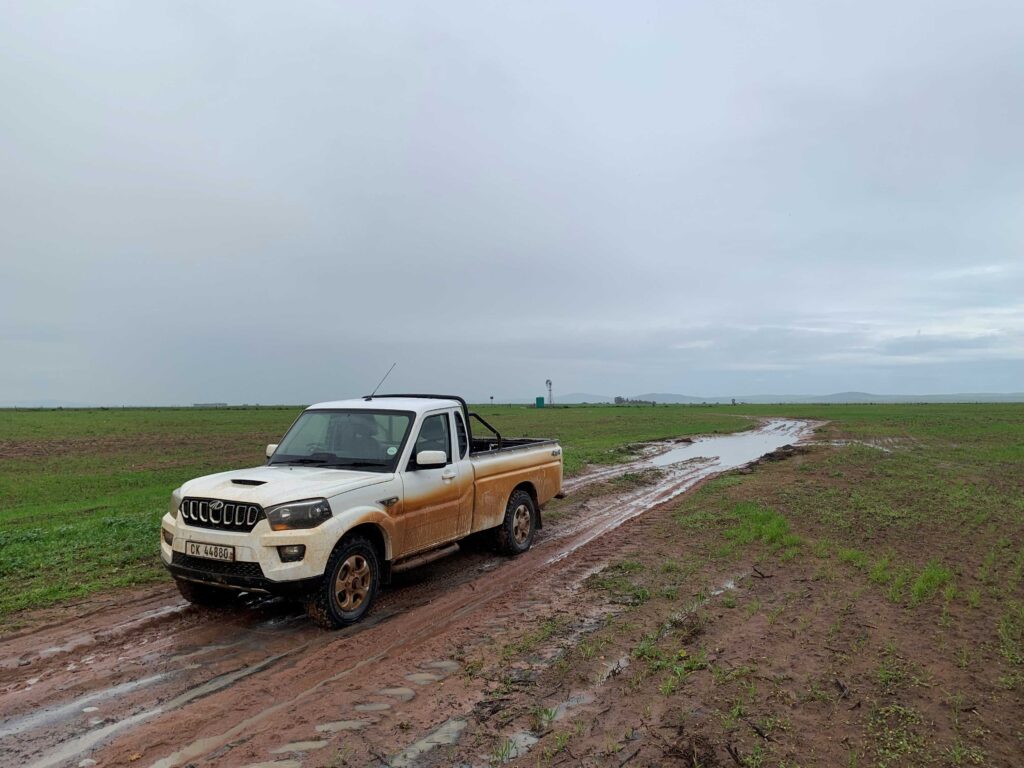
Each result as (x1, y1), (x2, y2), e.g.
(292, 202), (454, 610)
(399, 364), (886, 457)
(0, 419), (817, 768)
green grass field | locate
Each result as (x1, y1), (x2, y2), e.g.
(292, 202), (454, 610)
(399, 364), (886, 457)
(0, 404), (750, 619)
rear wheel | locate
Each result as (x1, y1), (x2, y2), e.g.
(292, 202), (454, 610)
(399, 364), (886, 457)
(175, 578), (234, 607)
(305, 535), (380, 629)
(496, 489), (537, 556)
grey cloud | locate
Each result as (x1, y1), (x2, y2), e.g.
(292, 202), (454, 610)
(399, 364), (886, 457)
(878, 333), (1006, 357)
(1, 1), (1022, 405)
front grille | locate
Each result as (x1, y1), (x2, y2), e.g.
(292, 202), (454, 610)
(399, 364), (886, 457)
(180, 497), (265, 532)
(172, 551), (265, 578)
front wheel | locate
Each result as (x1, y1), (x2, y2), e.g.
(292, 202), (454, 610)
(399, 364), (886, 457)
(496, 489), (537, 556)
(305, 535), (380, 629)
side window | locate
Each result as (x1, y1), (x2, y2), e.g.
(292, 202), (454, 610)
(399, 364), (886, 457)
(454, 411), (468, 459)
(411, 413), (451, 467)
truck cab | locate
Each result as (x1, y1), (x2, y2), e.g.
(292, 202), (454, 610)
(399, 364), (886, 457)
(161, 395), (562, 627)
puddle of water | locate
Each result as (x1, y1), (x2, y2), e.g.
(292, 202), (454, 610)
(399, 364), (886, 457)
(316, 720), (369, 733)
(166, 641), (245, 664)
(499, 732), (538, 761)
(405, 672), (442, 685)
(562, 419), (813, 495)
(546, 420), (815, 566)
(354, 701), (391, 712)
(26, 649), (303, 768)
(551, 691), (594, 722)
(648, 419), (809, 469)
(390, 718), (467, 768)
(378, 686), (415, 701)
(0, 672), (171, 740)
(34, 635), (97, 661)
(491, 690), (595, 763)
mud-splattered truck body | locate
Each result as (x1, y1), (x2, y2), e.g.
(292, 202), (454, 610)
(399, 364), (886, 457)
(161, 395), (562, 627)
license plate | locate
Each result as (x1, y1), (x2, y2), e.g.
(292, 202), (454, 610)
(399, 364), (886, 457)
(186, 541), (235, 562)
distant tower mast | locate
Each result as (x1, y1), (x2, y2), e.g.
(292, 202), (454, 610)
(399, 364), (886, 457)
(546, 379), (553, 405)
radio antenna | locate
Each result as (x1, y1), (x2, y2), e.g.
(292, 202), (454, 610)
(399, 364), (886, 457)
(366, 362), (397, 399)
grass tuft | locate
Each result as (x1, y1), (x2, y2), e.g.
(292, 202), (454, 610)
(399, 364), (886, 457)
(909, 561), (953, 606)
(724, 502), (801, 552)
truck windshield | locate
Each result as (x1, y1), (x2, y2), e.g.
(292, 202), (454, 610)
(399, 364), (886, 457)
(270, 409), (413, 472)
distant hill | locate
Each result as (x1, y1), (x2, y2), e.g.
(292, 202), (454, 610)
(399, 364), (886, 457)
(632, 393), (710, 404)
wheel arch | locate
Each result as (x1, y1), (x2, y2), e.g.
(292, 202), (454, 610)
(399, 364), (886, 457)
(511, 481), (542, 529)
(341, 522), (391, 562)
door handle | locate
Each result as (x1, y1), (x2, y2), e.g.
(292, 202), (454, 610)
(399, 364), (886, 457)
(441, 470), (457, 480)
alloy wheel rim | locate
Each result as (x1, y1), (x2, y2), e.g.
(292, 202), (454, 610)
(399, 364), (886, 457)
(334, 554), (371, 612)
(512, 504), (532, 544)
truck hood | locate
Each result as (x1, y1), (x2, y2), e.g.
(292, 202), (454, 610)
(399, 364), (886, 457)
(179, 465), (392, 508)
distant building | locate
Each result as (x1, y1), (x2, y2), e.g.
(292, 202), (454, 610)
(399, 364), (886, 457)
(193, 402), (228, 408)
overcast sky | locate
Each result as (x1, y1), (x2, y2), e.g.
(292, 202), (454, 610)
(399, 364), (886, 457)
(2, 1), (1022, 405)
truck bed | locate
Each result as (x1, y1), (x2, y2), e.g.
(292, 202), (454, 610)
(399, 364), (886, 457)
(470, 436), (558, 454)
(468, 438), (563, 533)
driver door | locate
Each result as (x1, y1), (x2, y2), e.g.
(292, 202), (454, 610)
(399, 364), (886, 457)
(398, 411), (462, 555)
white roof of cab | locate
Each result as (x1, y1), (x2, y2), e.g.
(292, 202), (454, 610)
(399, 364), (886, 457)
(306, 397), (462, 415)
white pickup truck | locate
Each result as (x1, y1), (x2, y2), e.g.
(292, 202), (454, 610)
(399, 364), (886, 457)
(161, 395), (563, 627)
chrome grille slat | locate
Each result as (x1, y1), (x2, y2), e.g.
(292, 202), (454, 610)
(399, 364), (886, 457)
(180, 497), (265, 532)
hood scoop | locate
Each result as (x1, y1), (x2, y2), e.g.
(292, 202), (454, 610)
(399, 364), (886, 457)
(231, 479), (267, 486)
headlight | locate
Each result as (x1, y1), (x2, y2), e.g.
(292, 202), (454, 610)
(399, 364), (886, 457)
(266, 498), (332, 531)
(169, 487), (183, 519)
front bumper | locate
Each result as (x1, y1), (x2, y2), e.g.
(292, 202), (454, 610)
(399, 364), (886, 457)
(166, 550), (320, 597)
(160, 513), (328, 596)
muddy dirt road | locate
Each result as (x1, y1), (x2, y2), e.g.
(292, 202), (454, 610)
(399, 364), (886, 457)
(0, 419), (814, 768)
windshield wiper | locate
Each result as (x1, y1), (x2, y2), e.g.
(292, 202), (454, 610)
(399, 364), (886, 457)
(274, 457), (329, 465)
(326, 460), (388, 468)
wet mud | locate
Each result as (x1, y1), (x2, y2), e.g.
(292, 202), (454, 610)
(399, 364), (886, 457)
(0, 420), (816, 768)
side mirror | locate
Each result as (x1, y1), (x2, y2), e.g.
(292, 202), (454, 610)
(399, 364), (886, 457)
(416, 450), (447, 468)
(266, 443), (279, 459)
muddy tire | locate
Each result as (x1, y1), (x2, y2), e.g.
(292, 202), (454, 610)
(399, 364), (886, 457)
(175, 578), (234, 607)
(305, 535), (380, 629)
(496, 489), (537, 556)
